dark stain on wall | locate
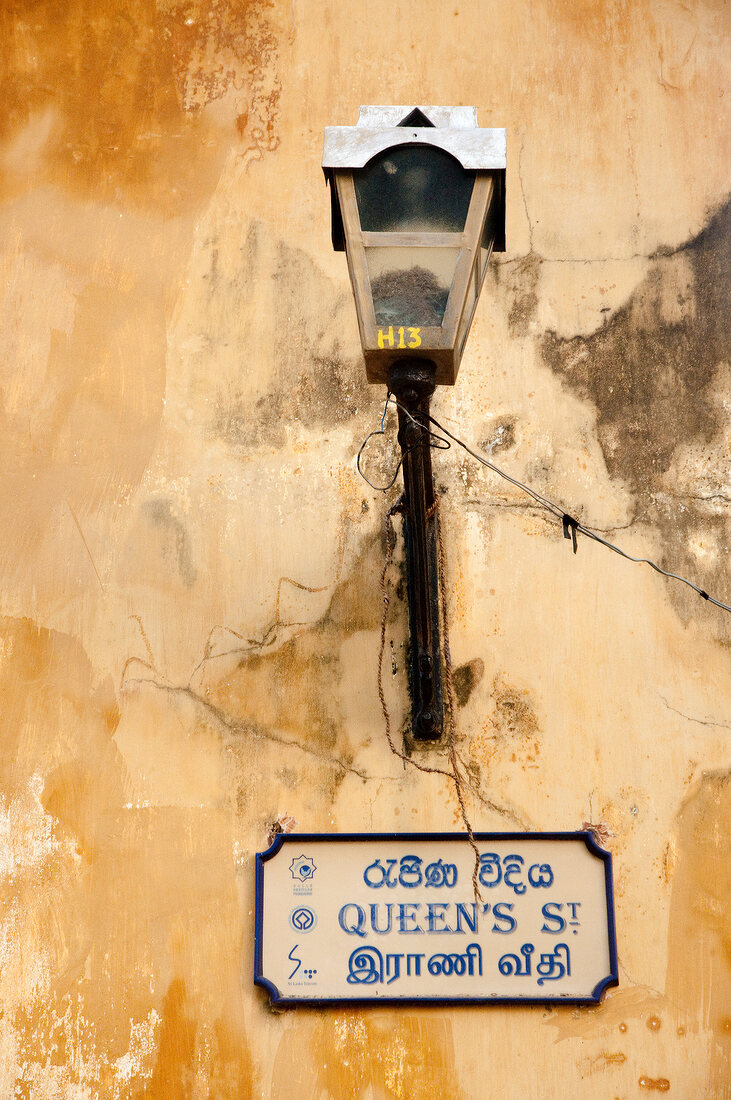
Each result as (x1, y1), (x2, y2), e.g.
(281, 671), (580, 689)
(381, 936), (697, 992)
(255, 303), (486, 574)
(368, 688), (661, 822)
(143, 498), (198, 587)
(541, 199), (731, 622)
(491, 678), (539, 740)
(273, 242), (375, 429)
(542, 202), (729, 486)
(210, 227), (377, 450)
(501, 253), (541, 337)
(479, 416), (517, 455)
(452, 658), (485, 707)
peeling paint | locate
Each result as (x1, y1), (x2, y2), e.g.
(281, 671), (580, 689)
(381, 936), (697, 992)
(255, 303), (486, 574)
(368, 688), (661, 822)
(0, 0), (282, 211)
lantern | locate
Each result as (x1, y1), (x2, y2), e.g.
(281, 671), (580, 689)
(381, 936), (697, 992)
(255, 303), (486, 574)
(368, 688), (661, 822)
(323, 105), (505, 385)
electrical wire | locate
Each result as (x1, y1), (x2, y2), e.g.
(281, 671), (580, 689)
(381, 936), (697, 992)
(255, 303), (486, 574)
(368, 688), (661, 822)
(356, 392), (450, 491)
(425, 410), (731, 613)
(358, 397), (731, 615)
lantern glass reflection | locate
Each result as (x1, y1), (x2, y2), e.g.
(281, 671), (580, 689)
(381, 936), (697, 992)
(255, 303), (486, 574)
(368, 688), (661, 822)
(353, 146), (475, 233)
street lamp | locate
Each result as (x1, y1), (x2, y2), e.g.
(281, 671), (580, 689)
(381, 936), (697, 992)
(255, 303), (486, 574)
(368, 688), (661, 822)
(324, 106), (506, 741)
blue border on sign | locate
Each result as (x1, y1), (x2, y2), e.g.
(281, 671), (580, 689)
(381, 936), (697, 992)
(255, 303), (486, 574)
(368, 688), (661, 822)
(254, 831), (619, 1008)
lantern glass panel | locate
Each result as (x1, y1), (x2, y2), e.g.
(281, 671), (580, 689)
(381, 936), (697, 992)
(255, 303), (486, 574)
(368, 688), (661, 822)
(354, 146), (475, 233)
(479, 186), (499, 275)
(456, 262), (480, 360)
(365, 246), (460, 326)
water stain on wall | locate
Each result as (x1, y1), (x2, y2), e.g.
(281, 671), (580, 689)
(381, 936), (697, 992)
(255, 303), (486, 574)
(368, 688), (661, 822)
(146, 977), (257, 1099)
(1, 0), (281, 211)
(452, 658), (485, 708)
(501, 253), (541, 337)
(142, 498), (198, 587)
(0, 616), (257, 1095)
(541, 200), (731, 623)
(204, 529), (386, 761)
(1, 0), (284, 607)
(491, 676), (540, 740)
(0, 617), (124, 1085)
(666, 770), (731, 1097)
(270, 1012), (461, 1100)
(209, 226), (375, 450)
(147, 978), (197, 1098)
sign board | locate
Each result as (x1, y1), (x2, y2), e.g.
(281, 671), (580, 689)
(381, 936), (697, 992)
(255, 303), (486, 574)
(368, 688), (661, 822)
(255, 832), (618, 1006)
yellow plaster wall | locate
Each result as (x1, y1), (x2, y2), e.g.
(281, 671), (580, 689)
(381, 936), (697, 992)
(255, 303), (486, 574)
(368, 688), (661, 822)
(1, 0), (729, 1096)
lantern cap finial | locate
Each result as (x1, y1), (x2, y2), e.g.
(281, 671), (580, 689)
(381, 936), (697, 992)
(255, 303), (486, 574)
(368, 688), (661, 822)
(355, 105), (478, 129)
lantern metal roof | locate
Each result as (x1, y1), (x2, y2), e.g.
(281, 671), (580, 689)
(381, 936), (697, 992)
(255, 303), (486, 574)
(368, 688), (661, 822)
(323, 105), (506, 252)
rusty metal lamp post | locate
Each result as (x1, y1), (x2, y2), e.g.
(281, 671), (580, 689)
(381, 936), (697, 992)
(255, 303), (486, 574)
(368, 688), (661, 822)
(323, 106), (506, 741)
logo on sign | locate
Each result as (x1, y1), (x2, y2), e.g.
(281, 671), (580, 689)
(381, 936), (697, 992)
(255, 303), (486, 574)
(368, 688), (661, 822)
(289, 907), (317, 933)
(289, 855), (317, 894)
(287, 945), (318, 983)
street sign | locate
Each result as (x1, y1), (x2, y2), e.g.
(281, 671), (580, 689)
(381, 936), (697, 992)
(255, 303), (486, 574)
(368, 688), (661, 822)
(255, 832), (618, 1006)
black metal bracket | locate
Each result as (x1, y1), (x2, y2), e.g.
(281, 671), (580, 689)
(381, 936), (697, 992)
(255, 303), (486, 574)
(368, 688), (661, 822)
(387, 359), (443, 741)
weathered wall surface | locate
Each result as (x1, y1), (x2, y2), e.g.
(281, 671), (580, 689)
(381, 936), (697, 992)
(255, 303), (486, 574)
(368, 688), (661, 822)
(1, 0), (729, 1095)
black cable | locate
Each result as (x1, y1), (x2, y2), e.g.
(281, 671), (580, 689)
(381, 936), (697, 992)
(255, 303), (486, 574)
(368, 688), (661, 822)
(356, 393), (450, 491)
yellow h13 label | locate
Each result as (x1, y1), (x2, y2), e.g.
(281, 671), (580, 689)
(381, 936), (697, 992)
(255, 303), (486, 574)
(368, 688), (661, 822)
(377, 326), (422, 350)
